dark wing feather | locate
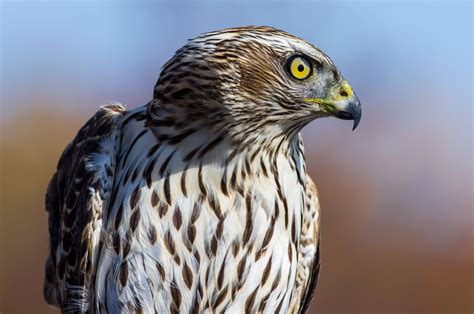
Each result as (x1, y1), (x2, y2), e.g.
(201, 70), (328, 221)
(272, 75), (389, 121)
(300, 240), (321, 313)
(44, 104), (125, 312)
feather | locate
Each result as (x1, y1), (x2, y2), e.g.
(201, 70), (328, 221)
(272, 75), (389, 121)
(44, 104), (124, 312)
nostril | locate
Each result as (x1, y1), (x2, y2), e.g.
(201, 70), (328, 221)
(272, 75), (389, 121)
(339, 89), (348, 97)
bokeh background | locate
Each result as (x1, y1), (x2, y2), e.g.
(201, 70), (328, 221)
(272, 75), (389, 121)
(1, 1), (472, 313)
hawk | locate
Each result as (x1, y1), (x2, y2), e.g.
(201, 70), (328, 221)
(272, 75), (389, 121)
(44, 26), (361, 313)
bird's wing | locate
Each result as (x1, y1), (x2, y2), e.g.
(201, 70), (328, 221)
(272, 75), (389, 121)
(43, 104), (125, 312)
(291, 175), (321, 313)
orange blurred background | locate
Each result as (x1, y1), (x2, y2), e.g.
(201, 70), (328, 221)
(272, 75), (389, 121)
(1, 1), (472, 313)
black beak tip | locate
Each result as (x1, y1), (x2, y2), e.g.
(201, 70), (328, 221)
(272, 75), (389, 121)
(352, 113), (361, 131)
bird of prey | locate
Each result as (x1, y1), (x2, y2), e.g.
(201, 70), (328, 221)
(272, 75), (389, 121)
(44, 26), (361, 313)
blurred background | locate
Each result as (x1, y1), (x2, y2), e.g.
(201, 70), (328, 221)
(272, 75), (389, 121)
(0, 1), (472, 313)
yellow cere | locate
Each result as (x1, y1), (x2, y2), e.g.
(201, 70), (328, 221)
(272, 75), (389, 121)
(303, 80), (353, 112)
(333, 80), (353, 101)
(289, 56), (312, 80)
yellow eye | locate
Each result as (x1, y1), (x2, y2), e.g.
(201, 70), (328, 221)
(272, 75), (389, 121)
(288, 56), (312, 80)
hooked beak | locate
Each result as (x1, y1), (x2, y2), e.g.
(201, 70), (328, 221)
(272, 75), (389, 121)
(332, 93), (362, 130)
(304, 80), (362, 130)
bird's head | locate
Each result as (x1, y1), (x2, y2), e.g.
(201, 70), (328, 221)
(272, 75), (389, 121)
(151, 26), (361, 141)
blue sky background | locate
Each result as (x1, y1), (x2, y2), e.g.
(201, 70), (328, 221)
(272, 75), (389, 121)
(2, 1), (472, 115)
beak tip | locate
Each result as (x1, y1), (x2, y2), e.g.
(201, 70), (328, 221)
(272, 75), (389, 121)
(352, 115), (361, 131)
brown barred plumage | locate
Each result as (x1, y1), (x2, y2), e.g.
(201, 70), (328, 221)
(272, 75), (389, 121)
(44, 26), (361, 313)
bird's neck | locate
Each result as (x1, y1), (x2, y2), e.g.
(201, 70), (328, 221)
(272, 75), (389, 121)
(146, 103), (305, 161)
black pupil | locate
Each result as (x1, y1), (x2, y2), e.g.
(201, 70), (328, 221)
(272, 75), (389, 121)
(297, 64), (305, 72)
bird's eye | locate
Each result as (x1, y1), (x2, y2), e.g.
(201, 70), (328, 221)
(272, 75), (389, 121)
(287, 56), (313, 80)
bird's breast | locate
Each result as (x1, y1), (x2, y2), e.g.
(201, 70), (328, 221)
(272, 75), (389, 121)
(97, 112), (308, 312)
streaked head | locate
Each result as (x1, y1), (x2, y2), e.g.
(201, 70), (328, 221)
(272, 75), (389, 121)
(151, 26), (361, 139)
